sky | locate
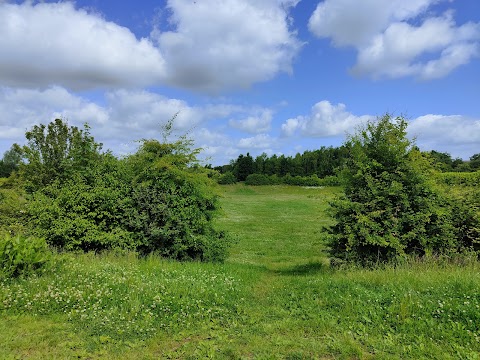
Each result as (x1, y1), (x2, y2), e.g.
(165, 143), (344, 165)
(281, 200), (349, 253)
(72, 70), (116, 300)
(0, 0), (479, 165)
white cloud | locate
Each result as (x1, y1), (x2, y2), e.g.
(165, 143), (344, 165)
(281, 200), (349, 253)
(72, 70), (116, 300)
(309, 0), (434, 47)
(0, 86), (275, 164)
(309, 0), (480, 79)
(154, 0), (302, 92)
(281, 100), (372, 137)
(408, 114), (480, 158)
(0, 86), (108, 143)
(238, 134), (274, 149)
(229, 109), (273, 133)
(0, 2), (166, 90)
(0, 1), (301, 92)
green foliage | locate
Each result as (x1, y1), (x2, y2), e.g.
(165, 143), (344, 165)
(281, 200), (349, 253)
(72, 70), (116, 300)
(437, 170), (480, 186)
(326, 114), (459, 265)
(0, 184), (29, 236)
(469, 153), (480, 171)
(21, 118), (102, 192)
(0, 144), (23, 178)
(245, 173), (273, 185)
(125, 139), (229, 261)
(233, 153), (255, 181)
(217, 171), (237, 184)
(28, 154), (135, 252)
(20, 118), (229, 262)
(0, 234), (52, 279)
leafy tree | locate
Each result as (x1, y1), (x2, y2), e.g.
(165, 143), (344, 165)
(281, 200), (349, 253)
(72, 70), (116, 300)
(0, 144), (23, 178)
(124, 138), (229, 261)
(25, 118), (230, 261)
(470, 153), (480, 171)
(21, 119), (102, 191)
(427, 150), (454, 172)
(326, 114), (457, 265)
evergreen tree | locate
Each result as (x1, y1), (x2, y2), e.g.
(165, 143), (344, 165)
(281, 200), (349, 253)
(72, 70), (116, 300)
(326, 114), (457, 265)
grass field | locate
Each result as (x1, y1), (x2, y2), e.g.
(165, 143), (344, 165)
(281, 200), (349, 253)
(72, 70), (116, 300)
(1, 184), (479, 359)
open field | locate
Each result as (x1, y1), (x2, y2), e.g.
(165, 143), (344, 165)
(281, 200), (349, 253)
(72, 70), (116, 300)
(1, 184), (479, 359)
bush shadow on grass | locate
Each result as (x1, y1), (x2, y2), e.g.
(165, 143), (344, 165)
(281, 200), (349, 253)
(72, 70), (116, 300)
(272, 261), (330, 276)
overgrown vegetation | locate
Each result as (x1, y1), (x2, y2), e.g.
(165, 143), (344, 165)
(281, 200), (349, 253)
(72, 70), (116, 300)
(0, 112), (479, 358)
(1, 118), (229, 263)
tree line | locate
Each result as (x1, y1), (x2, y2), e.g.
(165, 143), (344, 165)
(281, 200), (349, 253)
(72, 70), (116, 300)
(211, 146), (480, 184)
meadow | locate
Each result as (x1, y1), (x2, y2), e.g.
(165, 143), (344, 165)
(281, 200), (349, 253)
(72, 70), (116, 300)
(1, 184), (479, 359)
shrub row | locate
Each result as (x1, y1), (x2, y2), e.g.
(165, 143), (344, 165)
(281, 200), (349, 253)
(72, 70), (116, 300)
(244, 173), (341, 186)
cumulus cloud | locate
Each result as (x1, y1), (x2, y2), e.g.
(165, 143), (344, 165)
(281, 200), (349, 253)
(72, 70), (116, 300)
(0, 86), (108, 143)
(281, 100), (372, 137)
(153, 0), (302, 92)
(309, 0), (480, 79)
(408, 114), (480, 157)
(0, 1), (301, 92)
(0, 2), (166, 90)
(229, 109), (273, 133)
(238, 134), (274, 149)
(0, 86), (277, 163)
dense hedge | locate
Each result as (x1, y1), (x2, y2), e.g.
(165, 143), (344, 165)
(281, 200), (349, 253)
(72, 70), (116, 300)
(243, 173), (340, 186)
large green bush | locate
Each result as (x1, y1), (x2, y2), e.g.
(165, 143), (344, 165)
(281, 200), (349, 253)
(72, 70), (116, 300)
(28, 154), (135, 252)
(124, 139), (230, 261)
(0, 182), (29, 237)
(245, 173), (272, 185)
(218, 171), (237, 185)
(23, 119), (229, 262)
(326, 115), (459, 265)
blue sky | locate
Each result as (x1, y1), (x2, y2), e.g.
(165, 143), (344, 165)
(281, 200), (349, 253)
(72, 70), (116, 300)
(1, 0), (479, 165)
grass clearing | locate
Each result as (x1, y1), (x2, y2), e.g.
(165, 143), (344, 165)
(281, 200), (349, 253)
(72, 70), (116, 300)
(1, 184), (479, 359)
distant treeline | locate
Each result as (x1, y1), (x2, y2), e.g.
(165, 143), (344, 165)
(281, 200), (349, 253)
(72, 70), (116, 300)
(211, 147), (480, 182)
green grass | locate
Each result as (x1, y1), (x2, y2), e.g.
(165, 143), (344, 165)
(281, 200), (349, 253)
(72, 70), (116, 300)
(1, 184), (480, 359)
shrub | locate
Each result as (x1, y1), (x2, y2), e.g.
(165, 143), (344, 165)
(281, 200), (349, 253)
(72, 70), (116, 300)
(0, 183), (29, 237)
(24, 119), (230, 262)
(326, 115), (458, 265)
(0, 234), (52, 279)
(125, 139), (230, 261)
(245, 173), (272, 185)
(28, 155), (135, 252)
(218, 171), (237, 185)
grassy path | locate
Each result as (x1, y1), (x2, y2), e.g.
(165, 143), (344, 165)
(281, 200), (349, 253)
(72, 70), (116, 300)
(1, 184), (479, 359)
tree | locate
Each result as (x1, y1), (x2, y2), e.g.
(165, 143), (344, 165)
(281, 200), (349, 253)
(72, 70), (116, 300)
(21, 118), (102, 191)
(234, 153), (254, 181)
(0, 144), (23, 178)
(326, 114), (457, 265)
(469, 153), (480, 171)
